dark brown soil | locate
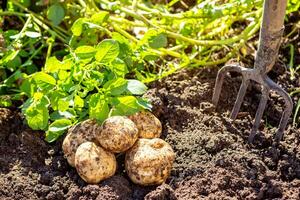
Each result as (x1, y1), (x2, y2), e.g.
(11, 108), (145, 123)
(1, 16), (300, 200)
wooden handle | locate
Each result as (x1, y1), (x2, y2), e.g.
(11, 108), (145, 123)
(254, 0), (287, 73)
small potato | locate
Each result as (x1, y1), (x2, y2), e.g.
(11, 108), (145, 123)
(62, 119), (101, 167)
(128, 111), (162, 139)
(75, 142), (116, 184)
(96, 116), (138, 153)
(125, 138), (175, 186)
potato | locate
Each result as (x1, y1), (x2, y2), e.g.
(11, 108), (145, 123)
(128, 111), (162, 139)
(125, 138), (175, 186)
(75, 142), (116, 184)
(62, 119), (101, 167)
(96, 116), (138, 153)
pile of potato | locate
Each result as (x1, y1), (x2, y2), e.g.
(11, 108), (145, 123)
(62, 111), (175, 185)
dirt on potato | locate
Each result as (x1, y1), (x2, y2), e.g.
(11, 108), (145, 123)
(0, 33), (300, 199)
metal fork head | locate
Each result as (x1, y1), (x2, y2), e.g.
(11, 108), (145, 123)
(212, 64), (293, 143)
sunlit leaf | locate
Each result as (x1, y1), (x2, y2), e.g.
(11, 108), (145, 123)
(95, 39), (119, 63)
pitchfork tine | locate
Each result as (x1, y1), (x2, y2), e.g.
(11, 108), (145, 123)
(230, 79), (250, 120)
(266, 78), (293, 142)
(248, 86), (269, 143)
(212, 64), (242, 106)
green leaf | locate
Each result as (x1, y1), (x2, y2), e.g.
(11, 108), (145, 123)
(74, 95), (84, 108)
(126, 80), (147, 95)
(46, 119), (72, 143)
(141, 29), (168, 49)
(89, 94), (109, 122)
(58, 97), (70, 112)
(71, 18), (86, 36)
(103, 78), (127, 96)
(45, 57), (71, 73)
(95, 39), (119, 64)
(50, 110), (76, 121)
(33, 72), (56, 85)
(110, 58), (128, 77)
(111, 96), (142, 116)
(44, 57), (60, 73)
(179, 22), (193, 36)
(58, 70), (69, 80)
(111, 32), (132, 59)
(49, 90), (66, 110)
(6, 55), (21, 71)
(90, 71), (104, 85)
(149, 32), (167, 49)
(20, 78), (36, 97)
(90, 12), (109, 25)
(20, 0), (31, 7)
(47, 4), (65, 26)
(74, 46), (97, 59)
(33, 72), (56, 90)
(48, 118), (72, 132)
(25, 101), (49, 130)
(137, 97), (152, 110)
(141, 52), (159, 61)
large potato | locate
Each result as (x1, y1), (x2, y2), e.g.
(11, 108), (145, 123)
(96, 116), (138, 153)
(128, 111), (162, 139)
(75, 142), (117, 184)
(62, 119), (101, 167)
(125, 138), (175, 186)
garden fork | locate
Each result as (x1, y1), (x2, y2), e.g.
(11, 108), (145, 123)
(212, 0), (293, 143)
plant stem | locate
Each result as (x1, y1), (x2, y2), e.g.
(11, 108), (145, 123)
(106, 3), (260, 46)
(24, 44), (45, 64)
(111, 23), (139, 43)
(46, 38), (55, 61)
(112, 23), (181, 58)
(166, 22), (257, 46)
(12, 15), (32, 44)
(10, 0), (69, 39)
(32, 17), (67, 42)
(0, 11), (28, 17)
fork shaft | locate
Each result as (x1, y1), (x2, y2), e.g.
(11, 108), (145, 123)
(254, 0), (287, 74)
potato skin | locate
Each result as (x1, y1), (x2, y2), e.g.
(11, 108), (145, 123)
(128, 111), (162, 139)
(125, 138), (175, 186)
(96, 116), (138, 153)
(62, 119), (101, 167)
(75, 142), (116, 184)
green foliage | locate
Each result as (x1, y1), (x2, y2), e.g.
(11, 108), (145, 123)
(20, 35), (150, 141)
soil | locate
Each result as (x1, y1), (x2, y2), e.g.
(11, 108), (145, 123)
(1, 61), (300, 199)
(1, 16), (300, 200)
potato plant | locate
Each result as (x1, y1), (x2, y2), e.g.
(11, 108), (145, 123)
(1, 0), (300, 142)
(20, 35), (151, 142)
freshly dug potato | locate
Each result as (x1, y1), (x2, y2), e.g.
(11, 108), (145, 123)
(96, 116), (138, 153)
(128, 111), (162, 139)
(75, 142), (117, 184)
(62, 119), (101, 167)
(125, 138), (175, 186)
